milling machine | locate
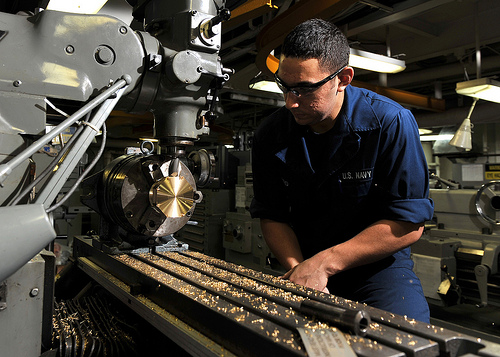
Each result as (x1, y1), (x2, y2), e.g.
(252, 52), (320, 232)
(0, 1), (500, 356)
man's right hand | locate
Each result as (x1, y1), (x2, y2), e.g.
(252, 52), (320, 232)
(281, 252), (331, 293)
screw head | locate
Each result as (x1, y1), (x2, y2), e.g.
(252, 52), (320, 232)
(13, 80), (22, 87)
(30, 288), (39, 297)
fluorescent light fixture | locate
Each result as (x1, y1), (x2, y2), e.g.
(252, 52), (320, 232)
(456, 77), (500, 103)
(249, 80), (282, 94)
(46, 0), (108, 14)
(420, 134), (454, 142)
(349, 49), (406, 74)
(418, 128), (433, 135)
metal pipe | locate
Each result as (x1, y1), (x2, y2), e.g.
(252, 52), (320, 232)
(299, 299), (370, 336)
(35, 83), (129, 206)
(475, 0), (481, 79)
(0, 76), (130, 186)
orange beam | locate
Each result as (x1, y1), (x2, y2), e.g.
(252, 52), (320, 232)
(255, 0), (358, 76)
(266, 54), (279, 74)
(351, 80), (445, 112)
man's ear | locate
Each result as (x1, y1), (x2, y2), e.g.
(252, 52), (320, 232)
(337, 67), (354, 92)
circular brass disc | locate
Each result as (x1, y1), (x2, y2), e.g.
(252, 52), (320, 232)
(150, 176), (194, 218)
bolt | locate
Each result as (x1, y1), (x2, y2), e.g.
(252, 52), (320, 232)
(152, 55), (161, 65)
(119, 26), (127, 34)
(95, 46), (114, 65)
(30, 288), (39, 297)
(13, 80), (22, 87)
(65, 45), (75, 54)
(0, 303), (6, 311)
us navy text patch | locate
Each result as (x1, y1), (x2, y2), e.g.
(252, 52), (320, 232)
(340, 168), (373, 181)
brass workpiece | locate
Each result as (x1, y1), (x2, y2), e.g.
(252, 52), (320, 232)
(149, 175), (195, 218)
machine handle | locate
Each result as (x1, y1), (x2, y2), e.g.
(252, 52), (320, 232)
(299, 299), (371, 336)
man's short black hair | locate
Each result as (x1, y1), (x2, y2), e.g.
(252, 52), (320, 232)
(281, 18), (350, 73)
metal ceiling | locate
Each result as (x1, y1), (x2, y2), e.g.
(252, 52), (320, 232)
(220, 0), (500, 133)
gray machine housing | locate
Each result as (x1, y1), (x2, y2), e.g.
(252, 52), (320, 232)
(413, 188), (500, 307)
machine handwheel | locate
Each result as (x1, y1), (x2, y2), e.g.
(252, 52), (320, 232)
(475, 180), (500, 225)
(188, 149), (215, 187)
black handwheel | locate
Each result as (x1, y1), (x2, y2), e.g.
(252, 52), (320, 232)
(475, 181), (500, 225)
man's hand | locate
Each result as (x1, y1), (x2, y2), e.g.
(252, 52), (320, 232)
(281, 252), (331, 293)
(263, 219), (424, 294)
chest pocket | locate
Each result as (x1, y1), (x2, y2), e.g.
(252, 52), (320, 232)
(339, 179), (372, 197)
(338, 168), (374, 197)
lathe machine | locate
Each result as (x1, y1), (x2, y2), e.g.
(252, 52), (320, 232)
(413, 181), (500, 309)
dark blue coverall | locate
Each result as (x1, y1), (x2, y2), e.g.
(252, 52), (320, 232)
(250, 85), (434, 322)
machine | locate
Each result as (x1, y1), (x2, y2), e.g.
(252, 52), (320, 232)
(414, 180), (500, 309)
(0, 0), (231, 281)
(411, 170), (500, 341)
(1, 1), (500, 356)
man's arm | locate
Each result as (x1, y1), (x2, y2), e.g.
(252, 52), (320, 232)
(280, 219), (423, 293)
(260, 219), (304, 271)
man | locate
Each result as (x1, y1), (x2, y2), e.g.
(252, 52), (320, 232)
(249, 18), (434, 322)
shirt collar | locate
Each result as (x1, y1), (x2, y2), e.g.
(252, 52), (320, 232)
(339, 85), (382, 132)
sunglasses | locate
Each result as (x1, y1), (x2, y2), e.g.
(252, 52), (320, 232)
(274, 65), (347, 97)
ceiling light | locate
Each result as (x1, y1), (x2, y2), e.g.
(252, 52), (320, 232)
(449, 119), (472, 150)
(420, 134), (453, 142)
(418, 128), (433, 135)
(46, 0), (108, 14)
(249, 80), (282, 94)
(456, 78), (500, 103)
(349, 49), (406, 74)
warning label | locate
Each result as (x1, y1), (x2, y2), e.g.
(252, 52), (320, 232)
(485, 164), (500, 180)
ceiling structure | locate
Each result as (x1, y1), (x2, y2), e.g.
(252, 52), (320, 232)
(2, 0), (500, 142)
(220, 0), (500, 135)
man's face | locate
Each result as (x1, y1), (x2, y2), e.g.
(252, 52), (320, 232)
(276, 56), (343, 133)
